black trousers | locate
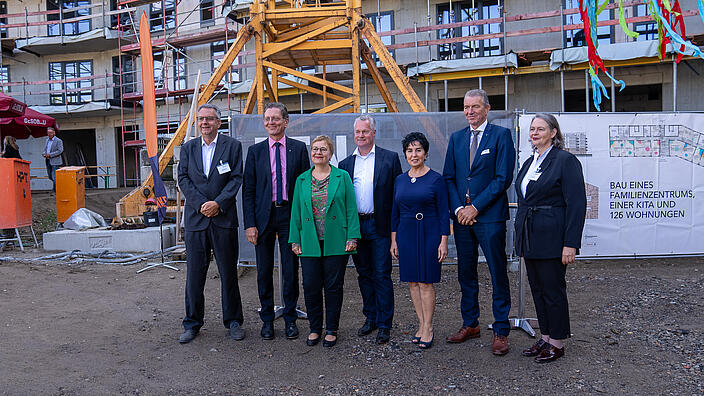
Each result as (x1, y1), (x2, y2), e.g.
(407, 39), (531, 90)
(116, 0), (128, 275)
(300, 240), (348, 333)
(524, 257), (570, 340)
(255, 204), (300, 323)
(183, 225), (243, 331)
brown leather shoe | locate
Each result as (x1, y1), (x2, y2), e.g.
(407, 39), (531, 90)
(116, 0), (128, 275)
(446, 326), (481, 343)
(522, 339), (549, 357)
(534, 345), (564, 363)
(492, 335), (510, 355)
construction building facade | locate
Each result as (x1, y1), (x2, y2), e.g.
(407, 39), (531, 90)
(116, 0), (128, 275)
(1, 0), (703, 191)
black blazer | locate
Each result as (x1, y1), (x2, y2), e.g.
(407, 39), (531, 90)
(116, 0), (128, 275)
(339, 145), (402, 236)
(178, 134), (243, 231)
(242, 136), (310, 232)
(514, 147), (587, 259)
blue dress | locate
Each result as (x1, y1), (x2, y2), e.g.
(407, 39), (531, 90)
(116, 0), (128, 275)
(391, 169), (450, 283)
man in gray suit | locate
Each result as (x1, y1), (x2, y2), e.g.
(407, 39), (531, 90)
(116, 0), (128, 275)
(43, 126), (63, 192)
(177, 103), (245, 344)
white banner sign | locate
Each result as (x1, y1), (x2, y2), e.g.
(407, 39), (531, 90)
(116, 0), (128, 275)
(518, 113), (704, 257)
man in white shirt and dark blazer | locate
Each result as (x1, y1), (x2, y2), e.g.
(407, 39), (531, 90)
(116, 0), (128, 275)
(339, 115), (402, 344)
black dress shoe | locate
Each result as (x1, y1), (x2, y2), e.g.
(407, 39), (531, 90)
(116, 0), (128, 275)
(285, 322), (299, 340)
(260, 322), (274, 340)
(322, 331), (338, 348)
(229, 322), (245, 341)
(306, 333), (321, 346)
(179, 329), (198, 344)
(357, 321), (377, 336)
(535, 345), (565, 363)
(376, 328), (390, 344)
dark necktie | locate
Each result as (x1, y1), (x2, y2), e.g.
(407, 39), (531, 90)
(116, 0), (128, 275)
(469, 129), (480, 170)
(274, 142), (283, 205)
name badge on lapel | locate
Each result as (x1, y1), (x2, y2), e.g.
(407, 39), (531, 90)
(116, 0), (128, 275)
(216, 160), (231, 174)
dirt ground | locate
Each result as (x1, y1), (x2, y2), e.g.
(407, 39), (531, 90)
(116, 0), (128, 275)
(0, 252), (702, 395)
(3, 189), (702, 394)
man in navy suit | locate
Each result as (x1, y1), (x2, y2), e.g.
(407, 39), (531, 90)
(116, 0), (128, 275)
(243, 102), (310, 340)
(177, 104), (245, 344)
(443, 89), (516, 355)
(339, 115), (402, 344)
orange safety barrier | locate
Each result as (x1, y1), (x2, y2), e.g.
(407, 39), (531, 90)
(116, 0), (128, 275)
(56, 166), (86, 223)
(0, 158), (32, 228)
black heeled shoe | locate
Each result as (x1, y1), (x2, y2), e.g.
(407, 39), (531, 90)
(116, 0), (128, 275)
(306, 333), (321, 346)
(322, 331), (337, 348)
(412, 336), (421, 344)
(418, 334), (434, 350)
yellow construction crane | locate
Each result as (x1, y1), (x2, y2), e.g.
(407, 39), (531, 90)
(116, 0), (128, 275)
(117, 0), (426, 218)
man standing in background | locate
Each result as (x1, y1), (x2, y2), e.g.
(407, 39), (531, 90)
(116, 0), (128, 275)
(43, 126), (63, 192)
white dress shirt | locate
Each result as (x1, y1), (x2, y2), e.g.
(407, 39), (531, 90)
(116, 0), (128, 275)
(45, 137), (54, 155)
(353, 145), (376, 214)
(201, 134), (218, 177)
(454, 119), (489, 215)
(520, 145), (553, 197)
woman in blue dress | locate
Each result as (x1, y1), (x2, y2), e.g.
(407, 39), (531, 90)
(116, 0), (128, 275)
(390, 132), (450, 349)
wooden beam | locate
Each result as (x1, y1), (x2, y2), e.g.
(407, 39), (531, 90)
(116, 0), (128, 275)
(265, 10), (347, 19)
(277, 77), (346, 101)
(360, 17), (426, 112)
(276, 17), (325, 41)
(263, 60), (353, 94)
(312, 97), (354, 114)
(255, 30), (265, 114)
(350, 11), (361, 113)
(271, 70), (279, 101)
(244, 79), (258, 114)
(360, 41), (398, 112)
(264, 38), (352, 57)
(263, 17), (347, 58)
(262, 69), (276, 102)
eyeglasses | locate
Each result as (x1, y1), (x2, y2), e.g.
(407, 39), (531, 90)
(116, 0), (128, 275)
(197, 116), (218, 122)
(311, 146), (329, 153)
(264, 117), (284, 123)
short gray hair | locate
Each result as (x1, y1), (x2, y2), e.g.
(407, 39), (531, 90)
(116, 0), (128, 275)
(198, 103), (221, 119)
(264, 102), (289, 120)
(530, 113), (564, 150)
(354, 114), (376, 131)
(465, 89), (490, 107)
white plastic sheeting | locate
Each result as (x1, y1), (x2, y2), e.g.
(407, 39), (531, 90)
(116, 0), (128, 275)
(407, 53), (519, 77)
(16, 27), (118, 49)
(549, 41), (696, 70)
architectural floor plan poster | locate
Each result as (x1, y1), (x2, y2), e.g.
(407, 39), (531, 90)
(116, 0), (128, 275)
(518, 113), (704, 257)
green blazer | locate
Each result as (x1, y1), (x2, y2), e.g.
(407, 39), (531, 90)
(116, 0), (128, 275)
(289, 166), (361, 257)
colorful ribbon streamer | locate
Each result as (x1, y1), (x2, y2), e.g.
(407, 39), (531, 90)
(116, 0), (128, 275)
(578, 0), (704, 110)
(647, 0), (704, 62)
(579, 0), (625, 111)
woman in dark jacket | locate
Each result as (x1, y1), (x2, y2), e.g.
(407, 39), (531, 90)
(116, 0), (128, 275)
(2, 136), (21, 159)
(514, 113), (586, 363)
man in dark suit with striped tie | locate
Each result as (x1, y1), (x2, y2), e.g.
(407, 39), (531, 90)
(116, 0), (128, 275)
(443, 89), (516, 355)
(243, 102), (310, 340)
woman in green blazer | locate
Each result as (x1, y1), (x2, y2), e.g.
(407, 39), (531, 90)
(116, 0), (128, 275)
(290, 135), (361, 347)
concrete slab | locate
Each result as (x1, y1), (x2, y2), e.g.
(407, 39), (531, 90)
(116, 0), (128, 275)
(43, 225), (176, 252)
